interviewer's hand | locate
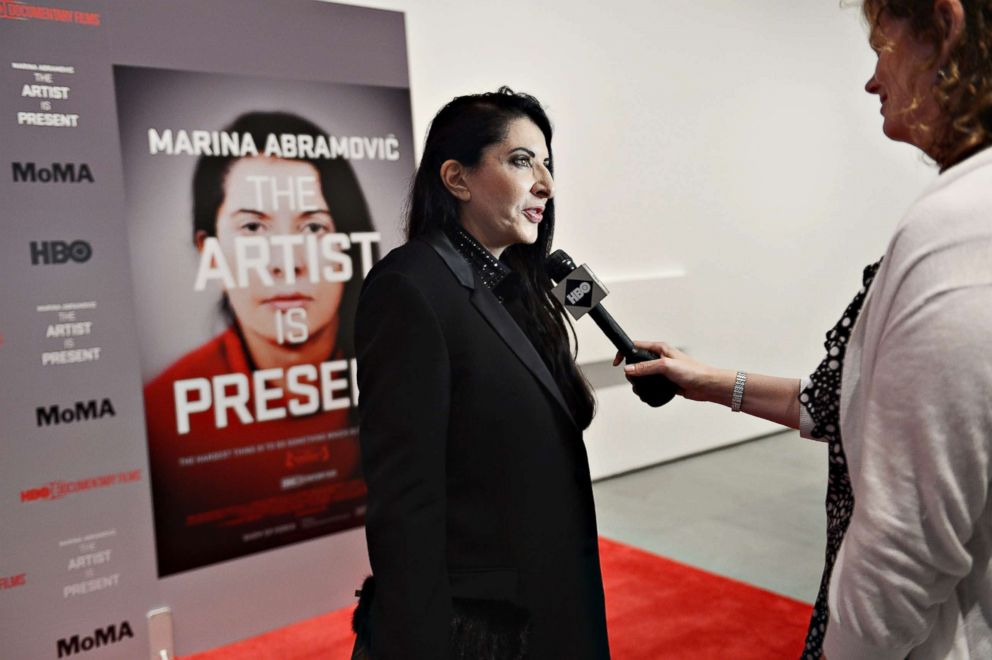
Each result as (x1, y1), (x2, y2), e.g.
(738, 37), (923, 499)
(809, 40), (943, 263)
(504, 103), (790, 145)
(613, 341), (735, 405)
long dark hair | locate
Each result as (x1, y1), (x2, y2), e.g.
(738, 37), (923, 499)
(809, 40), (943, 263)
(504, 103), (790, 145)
(407, 87), (595, 429)
(191, 111), (375, 358)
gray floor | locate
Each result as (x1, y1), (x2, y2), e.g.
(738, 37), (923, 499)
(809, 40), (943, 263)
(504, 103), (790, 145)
(593, 430), (827, 603)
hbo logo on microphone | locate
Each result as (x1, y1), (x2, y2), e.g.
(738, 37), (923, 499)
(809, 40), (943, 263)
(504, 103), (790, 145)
(30, 240), (93, 265)
(565, 280), (594, 307)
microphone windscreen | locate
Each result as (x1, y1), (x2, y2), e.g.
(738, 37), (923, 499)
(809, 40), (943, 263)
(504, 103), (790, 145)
(546, 249), (577, 283)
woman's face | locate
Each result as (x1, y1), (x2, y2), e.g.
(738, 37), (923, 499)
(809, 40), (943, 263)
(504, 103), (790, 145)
(458, 117), (554, 255)
(865, 14), (941, 151)
(209, 156), (344, 348)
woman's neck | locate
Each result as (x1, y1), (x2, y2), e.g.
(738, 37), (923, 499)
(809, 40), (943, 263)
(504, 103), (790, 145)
(457, 217), (505, 259)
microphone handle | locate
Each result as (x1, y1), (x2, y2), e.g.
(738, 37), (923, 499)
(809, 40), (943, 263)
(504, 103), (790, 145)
(588, 305), (678, 407)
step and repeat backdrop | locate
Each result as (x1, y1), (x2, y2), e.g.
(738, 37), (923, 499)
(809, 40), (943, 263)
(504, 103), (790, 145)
(0, 1), (412, 657)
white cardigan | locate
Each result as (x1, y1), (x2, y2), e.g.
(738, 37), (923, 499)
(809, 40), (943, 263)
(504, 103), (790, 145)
(801, 147), (992, 659)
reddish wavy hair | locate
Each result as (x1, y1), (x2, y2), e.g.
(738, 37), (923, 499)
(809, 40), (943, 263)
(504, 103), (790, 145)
(862, 0), (992, 167)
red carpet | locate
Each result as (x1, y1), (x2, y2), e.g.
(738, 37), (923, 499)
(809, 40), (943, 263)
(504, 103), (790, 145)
(597, 538), (811, 659)
(187, 537), (812, 659)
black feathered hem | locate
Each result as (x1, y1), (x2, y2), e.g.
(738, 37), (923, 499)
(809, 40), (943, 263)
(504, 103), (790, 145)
(351, 575), (531, 660)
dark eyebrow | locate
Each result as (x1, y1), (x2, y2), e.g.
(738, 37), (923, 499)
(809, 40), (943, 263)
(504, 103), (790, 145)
(232, 209), (331, 218)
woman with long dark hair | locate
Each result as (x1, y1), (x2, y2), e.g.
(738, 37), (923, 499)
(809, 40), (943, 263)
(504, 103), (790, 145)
(353, 88), (610, 659)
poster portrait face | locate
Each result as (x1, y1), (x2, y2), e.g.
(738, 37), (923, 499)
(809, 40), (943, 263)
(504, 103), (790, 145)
(200, 156), (346, 353)
(114, 67), (410, 381)
(187, 110), (383, 371)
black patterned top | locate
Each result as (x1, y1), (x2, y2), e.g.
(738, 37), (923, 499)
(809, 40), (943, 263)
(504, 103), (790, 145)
(444, 224), (521, 303)
(799, 258), (883, 660)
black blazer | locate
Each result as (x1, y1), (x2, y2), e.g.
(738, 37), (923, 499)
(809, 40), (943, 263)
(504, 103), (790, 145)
(355, 232), (610, 659)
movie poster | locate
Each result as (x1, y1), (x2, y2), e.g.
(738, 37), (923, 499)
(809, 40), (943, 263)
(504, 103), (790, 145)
(114, 66), (410, 576)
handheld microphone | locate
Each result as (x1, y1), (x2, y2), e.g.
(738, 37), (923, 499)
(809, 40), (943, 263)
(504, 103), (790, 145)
(547, 250), (677, 407)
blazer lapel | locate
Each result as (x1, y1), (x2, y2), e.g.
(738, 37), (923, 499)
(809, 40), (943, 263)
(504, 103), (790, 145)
(423, 232), (578, 429)
(469, 285), (578, 429)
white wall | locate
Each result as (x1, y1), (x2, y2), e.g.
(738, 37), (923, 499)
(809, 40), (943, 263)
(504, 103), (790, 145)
(337, 0), (936, 478)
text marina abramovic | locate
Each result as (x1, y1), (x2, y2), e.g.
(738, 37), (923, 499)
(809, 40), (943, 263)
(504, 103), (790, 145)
(148, 129), (401, 161)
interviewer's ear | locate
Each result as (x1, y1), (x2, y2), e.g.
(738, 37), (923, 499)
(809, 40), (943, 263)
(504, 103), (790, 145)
(934, 0), (965, 59)
(440, 160), (471, 202)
